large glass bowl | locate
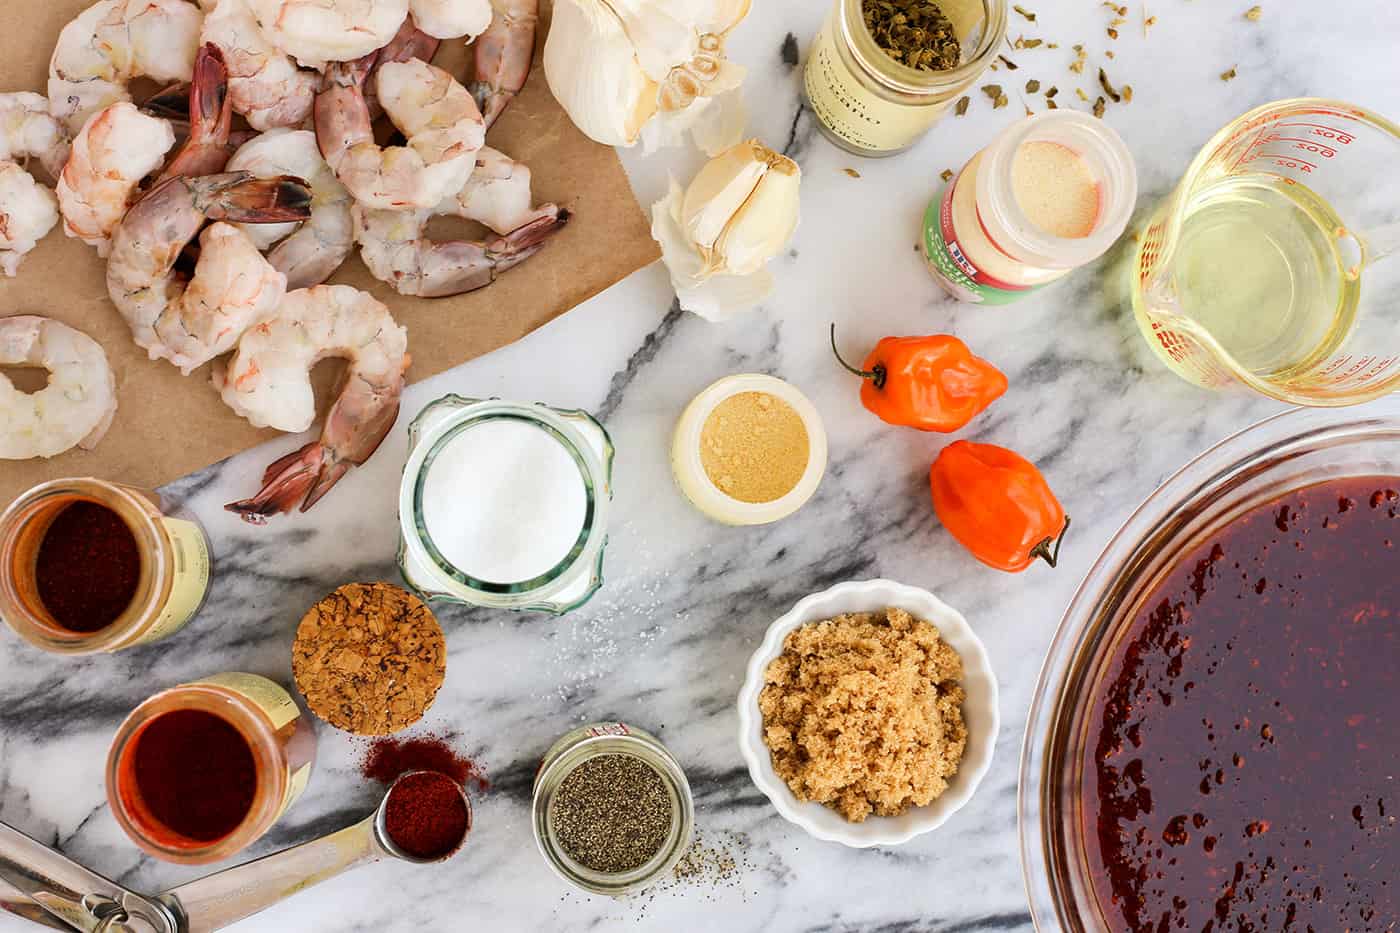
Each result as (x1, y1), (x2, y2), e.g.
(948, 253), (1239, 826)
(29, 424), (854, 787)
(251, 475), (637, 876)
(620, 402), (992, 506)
(1017, 396), (1400, 931)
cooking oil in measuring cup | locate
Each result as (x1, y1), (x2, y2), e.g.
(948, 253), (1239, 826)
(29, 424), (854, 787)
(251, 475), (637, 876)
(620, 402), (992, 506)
(1132, 100), (1400, 406)
(1165, 173), (1361, 377)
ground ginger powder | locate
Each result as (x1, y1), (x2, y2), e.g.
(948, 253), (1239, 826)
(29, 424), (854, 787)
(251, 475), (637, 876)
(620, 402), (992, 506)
(758, 607), (967, 822)
(700, 391), (809, 504)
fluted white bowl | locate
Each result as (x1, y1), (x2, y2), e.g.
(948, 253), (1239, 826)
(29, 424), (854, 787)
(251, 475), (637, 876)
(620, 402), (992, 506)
(737, 579), (999, 847)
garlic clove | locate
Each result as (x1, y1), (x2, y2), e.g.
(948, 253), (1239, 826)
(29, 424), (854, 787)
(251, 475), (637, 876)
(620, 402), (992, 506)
(544, 0), (658, 146)
(652, 179), (773, 320)
(680, 141), (768, 254)
(714, 147), (800, 276)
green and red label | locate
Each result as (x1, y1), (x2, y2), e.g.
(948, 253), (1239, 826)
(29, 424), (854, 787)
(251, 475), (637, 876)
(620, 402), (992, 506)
(922, 175), (1046, 305)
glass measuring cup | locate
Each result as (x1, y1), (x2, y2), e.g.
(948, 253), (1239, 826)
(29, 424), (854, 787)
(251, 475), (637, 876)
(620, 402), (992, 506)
(1132, 99), (1400, 406)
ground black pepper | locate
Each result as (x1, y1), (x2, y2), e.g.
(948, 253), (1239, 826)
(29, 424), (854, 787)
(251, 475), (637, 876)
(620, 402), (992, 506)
(34, 501), (141, 632)
(550, 754), (672, 874)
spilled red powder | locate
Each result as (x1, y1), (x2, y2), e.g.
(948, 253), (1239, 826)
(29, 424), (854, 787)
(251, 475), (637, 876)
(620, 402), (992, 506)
(361, 735), (489, 790)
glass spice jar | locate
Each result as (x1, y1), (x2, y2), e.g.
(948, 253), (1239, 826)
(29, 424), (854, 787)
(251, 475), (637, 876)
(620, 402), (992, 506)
(0, 478), (212, 655)
(106, 673), (317, 865)
(804, 0), (1008, 156)
(532, 722), (695, 896)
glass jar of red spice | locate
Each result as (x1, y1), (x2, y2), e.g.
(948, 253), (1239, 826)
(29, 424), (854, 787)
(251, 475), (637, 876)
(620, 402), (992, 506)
(106, 673), (317, 864)
(0, 478), (211, 655)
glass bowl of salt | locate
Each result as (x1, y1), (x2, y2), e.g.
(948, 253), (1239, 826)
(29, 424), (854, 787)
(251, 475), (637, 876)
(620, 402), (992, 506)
(397, 395), (614, 615)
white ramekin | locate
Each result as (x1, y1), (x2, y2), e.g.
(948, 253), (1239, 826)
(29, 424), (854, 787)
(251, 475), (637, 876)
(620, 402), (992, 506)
(737, 579), (999, 847)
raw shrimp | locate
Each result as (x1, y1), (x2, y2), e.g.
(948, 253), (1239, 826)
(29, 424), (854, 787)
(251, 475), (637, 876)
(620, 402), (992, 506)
(354, 198), (567, 297)
(48, 0), (204, 134)
(364, 14), (442, 121)
(410, 0), (491, 39)
(151, 44), (235, 188)
(316, 56), (484, 211)
(55, 103), (176, 257)
(227, 129), (354, 289)
(217, 284), (410, 521)
(246, 0), (411, 69)
(106, 172), (312, 372)
(439, 145), (557, 234)
(0, 315), (117, 459)
(202, 0), (318, 131)
(0, 94), (70, 276)
(469, 0), (538, 130)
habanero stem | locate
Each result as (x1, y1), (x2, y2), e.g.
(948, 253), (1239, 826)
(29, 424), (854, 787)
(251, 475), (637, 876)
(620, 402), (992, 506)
(829, 323), (887, 390)
(1029, 515), (1071, 569)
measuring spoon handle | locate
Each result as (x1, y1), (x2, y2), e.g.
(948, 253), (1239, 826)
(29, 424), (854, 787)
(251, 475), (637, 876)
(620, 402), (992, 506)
(160, 816), (381, 933)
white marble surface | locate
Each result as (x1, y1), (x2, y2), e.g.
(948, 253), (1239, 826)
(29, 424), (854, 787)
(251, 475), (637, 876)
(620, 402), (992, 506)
(3, 2), (1398, 931)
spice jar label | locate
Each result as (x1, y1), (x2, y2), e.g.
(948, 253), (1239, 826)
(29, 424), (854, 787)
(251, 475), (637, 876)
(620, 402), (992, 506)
(196, 673), (302, 731)
(130, 516), (211, 647)
(804, 20), (949, 154)
(922, 179), (1046, 304)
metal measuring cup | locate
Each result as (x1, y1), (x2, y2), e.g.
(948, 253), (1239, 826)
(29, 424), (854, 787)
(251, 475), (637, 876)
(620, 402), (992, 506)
(0, 771), (471, 933)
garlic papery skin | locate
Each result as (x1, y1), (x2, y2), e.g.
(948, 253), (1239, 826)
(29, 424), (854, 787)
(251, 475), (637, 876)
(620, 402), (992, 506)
(544, 0), (749, 152)
(651, 139), (801, 321)
(681, 140), (801, 276)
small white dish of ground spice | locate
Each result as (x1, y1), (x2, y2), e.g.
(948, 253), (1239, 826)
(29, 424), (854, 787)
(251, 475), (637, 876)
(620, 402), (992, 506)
(670, 374), (828, 525)
(736, 579), (999, 847)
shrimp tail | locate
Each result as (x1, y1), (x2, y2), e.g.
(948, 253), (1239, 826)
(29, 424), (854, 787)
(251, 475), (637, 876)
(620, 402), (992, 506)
(470, 0), (539, 130)
(195, 172), (314, 224)
(140, 82), (191, 121)
(422, 207), (569, 296)
(224, 442), (328, 523)
(151, 45), (235, 186)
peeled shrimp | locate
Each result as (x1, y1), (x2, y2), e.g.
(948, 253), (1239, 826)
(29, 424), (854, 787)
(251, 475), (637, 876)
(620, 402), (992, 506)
(216, 284), (409, 521)
(227, 129), (354, 289)
(56, 103), (176, 257)
(469, 0), (538, 130)
(354, 198), (567, 296)
(0, 315), (117, 459)
(246, 0), (411, 69)
(410, 0), (491, 39)
(48, 0), (204, 134)
(316, 56), (484, 211)
(439, 145), (557, 234)
(106, 172), (312, 372)
(202, 0), (318, 131)
(364, 14), (442, 121)
(0, 94), (70, 276)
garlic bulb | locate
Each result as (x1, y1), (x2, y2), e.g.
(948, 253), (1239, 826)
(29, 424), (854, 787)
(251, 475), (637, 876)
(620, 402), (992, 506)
(543, 0), (750, 154)
(652, 139), (801, 320)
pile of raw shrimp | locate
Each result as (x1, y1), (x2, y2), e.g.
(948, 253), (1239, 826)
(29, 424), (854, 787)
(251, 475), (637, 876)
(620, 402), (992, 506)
(0, 0), (568, 523)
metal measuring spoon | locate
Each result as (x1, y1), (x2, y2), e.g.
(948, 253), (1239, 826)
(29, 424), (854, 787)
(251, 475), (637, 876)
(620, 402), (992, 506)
(1, 771), (471, 933)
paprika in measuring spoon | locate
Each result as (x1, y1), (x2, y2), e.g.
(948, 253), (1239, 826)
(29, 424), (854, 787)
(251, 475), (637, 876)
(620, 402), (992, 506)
(382, 771), (471, 860)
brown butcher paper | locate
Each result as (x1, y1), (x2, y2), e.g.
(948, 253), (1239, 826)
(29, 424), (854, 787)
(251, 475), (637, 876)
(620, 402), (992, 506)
(0, 0), (660, 505)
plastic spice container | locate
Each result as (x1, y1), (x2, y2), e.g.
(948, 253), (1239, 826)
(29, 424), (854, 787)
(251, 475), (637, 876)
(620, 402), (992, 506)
(532, 723), (695, 896)
(0, 478), (212, 655)
(398, 395), (613, 615)
(804, 0), (1007, 156)
(106, 673), (317, 865)
(923, 110), (1138, 304)
(671, 374), (827, 526)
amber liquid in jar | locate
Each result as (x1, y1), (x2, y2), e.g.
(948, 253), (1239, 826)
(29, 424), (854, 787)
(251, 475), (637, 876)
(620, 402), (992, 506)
(1084, 477), (1399, 931)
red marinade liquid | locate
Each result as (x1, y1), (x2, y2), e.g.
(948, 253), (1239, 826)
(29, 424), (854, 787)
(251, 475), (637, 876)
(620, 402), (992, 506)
(1085, 477), (1398, 932)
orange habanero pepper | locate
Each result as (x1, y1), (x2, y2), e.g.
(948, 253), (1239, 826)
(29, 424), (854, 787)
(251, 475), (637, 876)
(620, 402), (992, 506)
(929, 440), (1070, 573)
(831, 325), (1007, 432)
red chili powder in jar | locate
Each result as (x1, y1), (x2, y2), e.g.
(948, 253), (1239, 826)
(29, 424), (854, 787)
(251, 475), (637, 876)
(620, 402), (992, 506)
(34, 501), (141, 632)
(383, 771), (471, 859)
(131, 710), (257, 843)
(361, 735), (489, 790)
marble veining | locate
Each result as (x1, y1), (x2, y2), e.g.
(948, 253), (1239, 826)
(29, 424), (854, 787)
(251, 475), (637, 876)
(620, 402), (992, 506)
(3, 2), (1398, 931)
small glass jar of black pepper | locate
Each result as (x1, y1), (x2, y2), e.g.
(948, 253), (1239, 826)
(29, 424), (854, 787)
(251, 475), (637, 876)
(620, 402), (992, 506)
(532, 722), (694, 895)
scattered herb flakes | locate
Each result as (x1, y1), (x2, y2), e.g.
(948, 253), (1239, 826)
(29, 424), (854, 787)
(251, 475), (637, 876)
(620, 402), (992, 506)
(780, 32), (800, 68)
(1046, 98), (1058, 109)
(1046, 41), (1059, 48)
(1098, 68), (1121, 102)
(1102, 1), (1127, 13)
(998, 54), (1019, 70)
(1106, 26), (1119, 38)
(1022, 38), (1043, 48)
(955, 94), (970, 115)
(1105, 49), (1115, 59)
(940, 169), (954, 182)
(1220, 65), (1238, 82)
(1121, 84), (1133, 102)
(1044, 85), (1058, 98)
(863, 0), (962, 72)
(843, 168), (862, 178)
(1025, 78), (1041, 93)
(1069, 44), (1088, 74)
(1013, 3), (1036, 21)
(1245, 5), (1262, 21)
(1144, 14), (1157, 31)
(1075, 87), (1090, 102)
(995, 92), (1009, 109)
(981, 83), (1003, 101)
(1092, 95), (1106, 118)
